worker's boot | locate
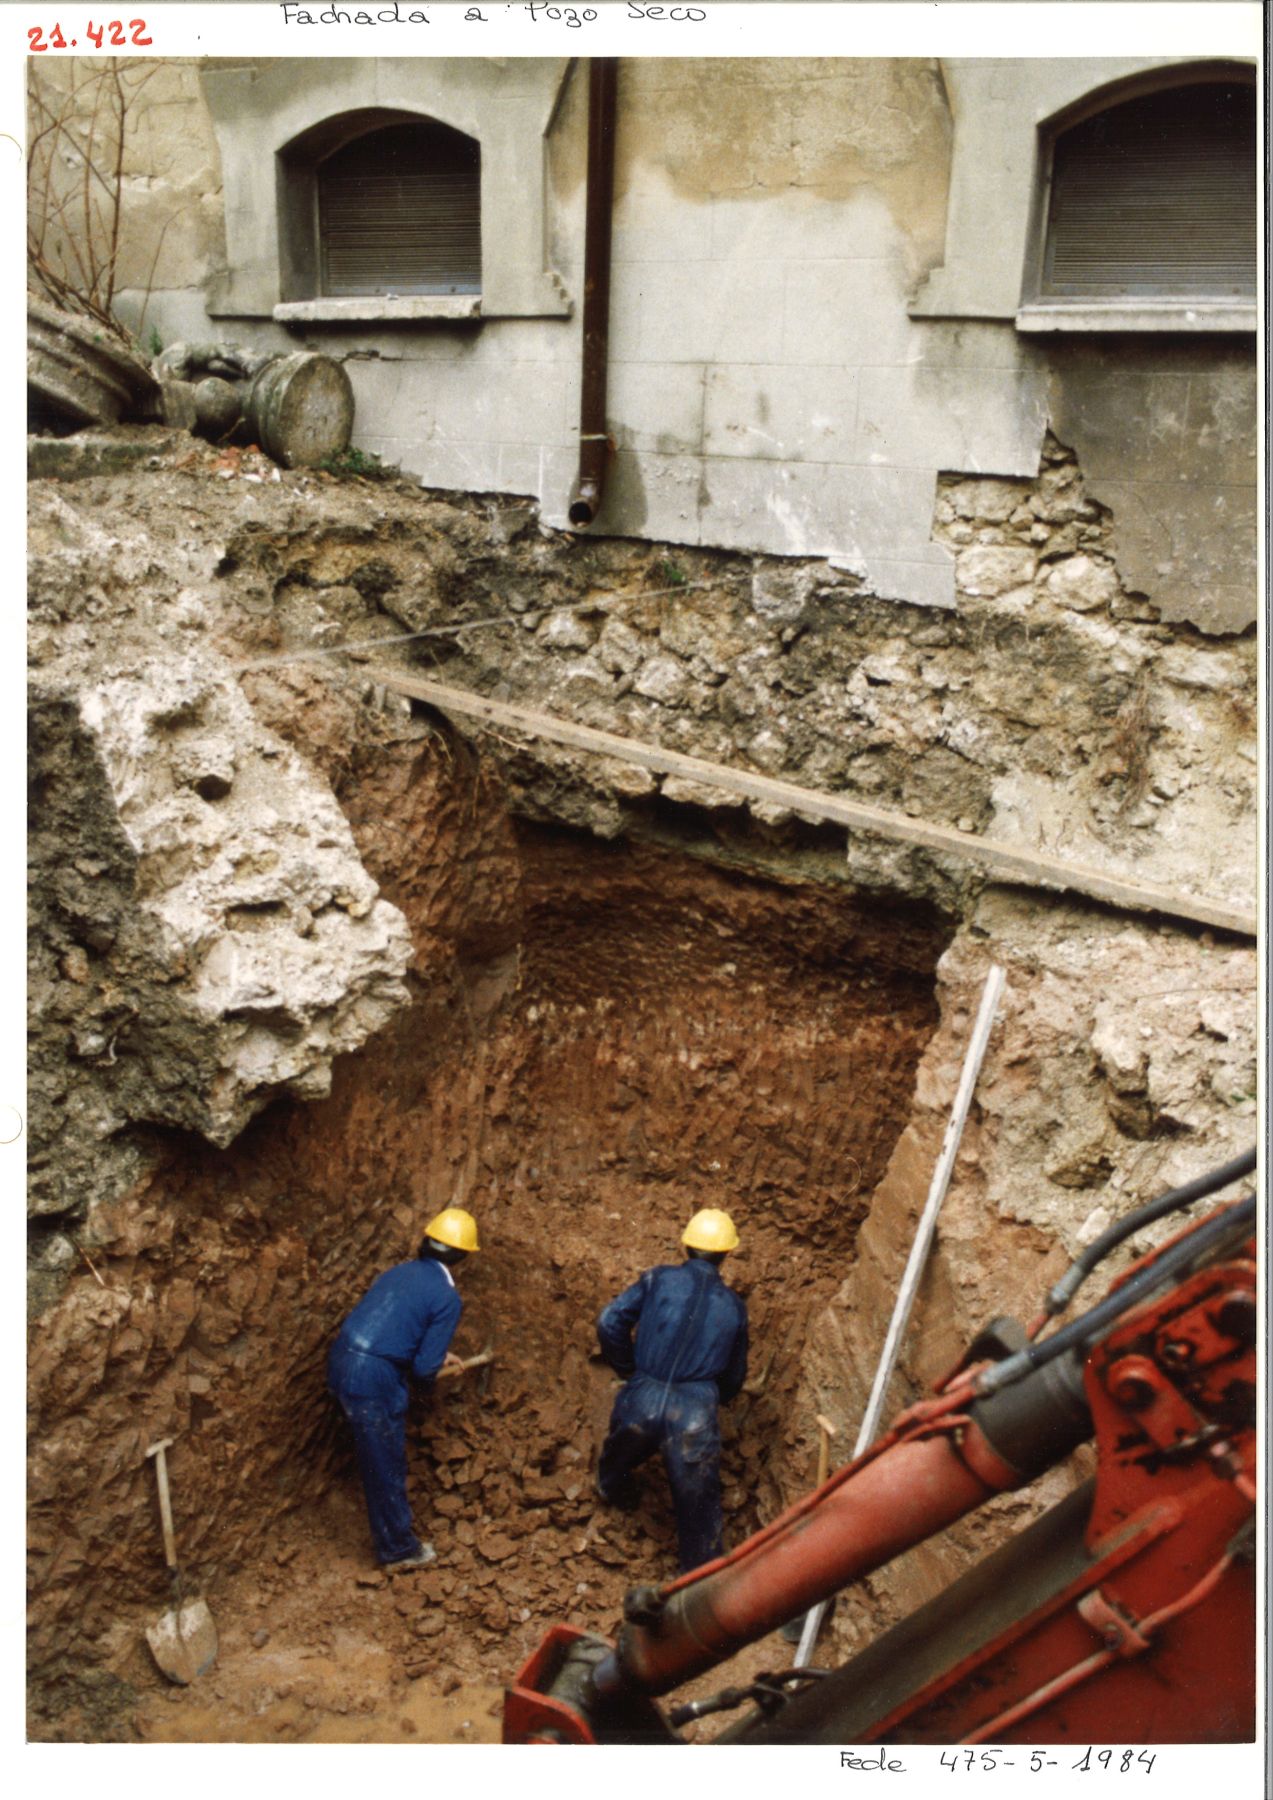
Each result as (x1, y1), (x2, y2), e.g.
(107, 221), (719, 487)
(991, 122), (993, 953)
(596, 1476), (641, 1513)
(383, 1543), (437, 1573)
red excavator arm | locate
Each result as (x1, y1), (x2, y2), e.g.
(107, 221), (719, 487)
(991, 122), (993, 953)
(504, 1167), (1256, 1745)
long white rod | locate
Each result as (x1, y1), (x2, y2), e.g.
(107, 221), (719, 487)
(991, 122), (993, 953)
(793, 963), (1007, 1668)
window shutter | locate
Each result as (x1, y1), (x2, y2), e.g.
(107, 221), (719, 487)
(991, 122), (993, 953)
(319, 122), (481, 297)
(1042, 83), (1255, 299)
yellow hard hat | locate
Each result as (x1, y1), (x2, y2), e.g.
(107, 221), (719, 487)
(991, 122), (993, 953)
(424, 1207), (480, 1253)
(682, 1208), (739, 1253)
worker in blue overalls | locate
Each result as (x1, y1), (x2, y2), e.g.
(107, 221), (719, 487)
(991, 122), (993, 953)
(595, 1208), (749, 1574)
(328, 1207), (480, 1571)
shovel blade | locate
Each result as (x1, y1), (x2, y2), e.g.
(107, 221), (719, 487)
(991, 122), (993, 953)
(146, 1597), (218, 1685)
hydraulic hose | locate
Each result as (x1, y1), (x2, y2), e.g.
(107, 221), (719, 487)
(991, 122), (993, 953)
(592, 1428), (1005, 1700)
(585, 1192), (1253, 1712)
(977, 1194), (1256, 1399)
(1044, 1147), (1256, 1316)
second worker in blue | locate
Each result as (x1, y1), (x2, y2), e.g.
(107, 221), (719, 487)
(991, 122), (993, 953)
(595, 1208), (749, 1574)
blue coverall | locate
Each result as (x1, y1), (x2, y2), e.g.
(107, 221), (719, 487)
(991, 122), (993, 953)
(596, 1258), (749, 1574)
(327, 1258), (462, 1565)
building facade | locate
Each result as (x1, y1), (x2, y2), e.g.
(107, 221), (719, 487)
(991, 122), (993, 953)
(56, 54), (1257, 635)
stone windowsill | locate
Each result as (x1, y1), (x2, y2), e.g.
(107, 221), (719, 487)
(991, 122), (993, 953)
(273, 296), (482, 324)
(1015, 301), (1256, 334)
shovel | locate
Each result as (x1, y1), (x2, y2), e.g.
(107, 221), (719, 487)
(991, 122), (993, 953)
(144, 1436), (218, 1684)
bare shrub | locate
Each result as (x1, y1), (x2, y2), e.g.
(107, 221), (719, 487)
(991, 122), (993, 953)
(27, 59), (178, 343)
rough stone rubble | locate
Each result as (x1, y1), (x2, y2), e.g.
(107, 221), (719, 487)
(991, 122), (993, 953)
(285, 435), (1253, 921)
(29, 636), (412, 1223)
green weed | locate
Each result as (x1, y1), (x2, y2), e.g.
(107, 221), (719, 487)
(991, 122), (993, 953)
(318, 446), (400, 482)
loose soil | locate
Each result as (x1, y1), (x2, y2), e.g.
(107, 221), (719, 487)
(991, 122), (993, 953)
(128, 1420), (798, 1746)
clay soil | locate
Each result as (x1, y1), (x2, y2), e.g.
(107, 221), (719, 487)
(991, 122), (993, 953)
(27, 440), (1259, 1752)
(29, 799), (950, 1728)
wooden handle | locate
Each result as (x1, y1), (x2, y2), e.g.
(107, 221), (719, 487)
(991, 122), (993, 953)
(436, 1351), (495, 1380)
(148, 1441), (179, 1572)
(815, 1415), (837, 1489)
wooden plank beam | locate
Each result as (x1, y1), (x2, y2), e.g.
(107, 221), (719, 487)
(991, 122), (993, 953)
(371, 668), (1256, 939)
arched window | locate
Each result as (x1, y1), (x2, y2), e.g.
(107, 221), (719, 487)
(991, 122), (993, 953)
(209, 66), (570, 325)
(1037, 79), (1256, 302)
(316, 120), (481, 298)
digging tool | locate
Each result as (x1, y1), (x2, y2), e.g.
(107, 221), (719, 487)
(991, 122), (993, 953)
(814, 1414), (837, 1487)
(742, 1348), (777, 1398)
(436, 1349), (496, 1381)
(733, 1345), (778, 1437)
(780, 1414), (839, 1641)
(144, 1437), (218, 1684)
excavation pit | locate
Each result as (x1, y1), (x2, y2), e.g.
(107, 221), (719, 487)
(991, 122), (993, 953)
(28, 739), (949, 1741)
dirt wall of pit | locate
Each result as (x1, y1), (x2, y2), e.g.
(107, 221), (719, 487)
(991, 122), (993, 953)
(788, 889), (1257, 1663)
(28, 710), (950, 1731)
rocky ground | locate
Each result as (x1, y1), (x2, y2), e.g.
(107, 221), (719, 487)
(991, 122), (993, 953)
(108, 1377), (802, 1747)
(27, 430), (1256, 1234)
(29, 711), (937, 1740)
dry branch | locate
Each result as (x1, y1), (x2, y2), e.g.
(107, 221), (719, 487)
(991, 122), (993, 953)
(26, 59), (168, 342)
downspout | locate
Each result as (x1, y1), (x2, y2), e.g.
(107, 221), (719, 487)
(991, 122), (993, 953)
(568, 57), (618, 528)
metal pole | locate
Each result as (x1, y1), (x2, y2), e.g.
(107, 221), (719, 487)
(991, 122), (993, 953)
(793, 962), (1007, 1667)
(568, 58), (618, 527)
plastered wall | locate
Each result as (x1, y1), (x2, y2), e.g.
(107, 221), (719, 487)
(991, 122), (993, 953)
(37, 54), (1256, 633)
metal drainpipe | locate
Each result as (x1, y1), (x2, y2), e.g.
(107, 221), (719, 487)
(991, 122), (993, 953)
(568, 57), (619, 528)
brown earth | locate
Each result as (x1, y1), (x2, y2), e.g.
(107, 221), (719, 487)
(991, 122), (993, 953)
(28, 711), (947, 1741)
(125, 1407), (799, 1747)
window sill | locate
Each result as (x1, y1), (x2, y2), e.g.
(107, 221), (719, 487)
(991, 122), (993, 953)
(1016, 301), (1256, 335)
(273, 296), (481, 324)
